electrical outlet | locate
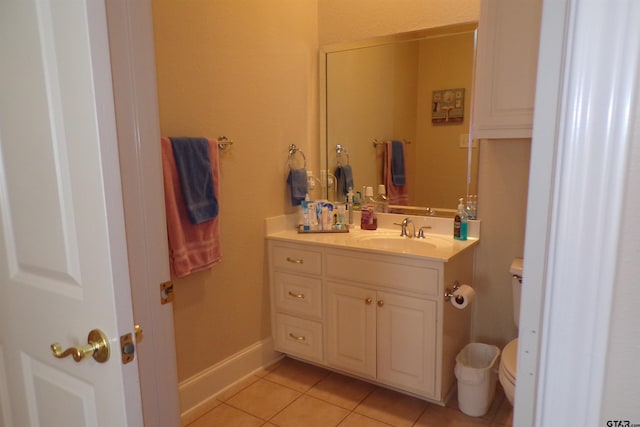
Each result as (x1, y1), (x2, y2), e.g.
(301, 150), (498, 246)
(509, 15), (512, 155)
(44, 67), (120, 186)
(459, 134), (478, 148)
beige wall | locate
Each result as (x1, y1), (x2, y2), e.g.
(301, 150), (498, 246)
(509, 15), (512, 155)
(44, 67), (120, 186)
(473, 139), (531, 346)
(152, 0), (528, 385)
(414, 32), (475, 208)
(152, 0), (318, 381)
(327, 42), (418, 198)
(319, 0), (480, 45)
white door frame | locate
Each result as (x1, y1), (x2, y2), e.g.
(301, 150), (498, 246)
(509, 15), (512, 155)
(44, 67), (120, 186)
(105, 1), (181, 426)
(516, 0), (640, 425)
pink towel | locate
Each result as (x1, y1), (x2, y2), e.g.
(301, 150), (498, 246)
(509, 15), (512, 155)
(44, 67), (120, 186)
(383, 141), (409, 205)
(162, 137), (222, 278)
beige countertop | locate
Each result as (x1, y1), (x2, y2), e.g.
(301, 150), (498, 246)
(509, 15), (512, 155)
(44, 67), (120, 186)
(266, 212), (479, 262)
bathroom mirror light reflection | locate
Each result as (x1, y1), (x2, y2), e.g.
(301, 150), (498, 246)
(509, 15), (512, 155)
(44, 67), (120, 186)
(320, 23), (479, 215)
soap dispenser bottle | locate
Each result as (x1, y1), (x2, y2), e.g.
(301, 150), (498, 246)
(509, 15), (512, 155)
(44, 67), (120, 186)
(360, 186), (378, 230)
(453, 197), (468, 241)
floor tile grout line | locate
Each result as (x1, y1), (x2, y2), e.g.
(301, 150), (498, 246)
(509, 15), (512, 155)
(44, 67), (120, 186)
(337, 411), (396, 427)
(263, 391), (306, 425)
(410, 404), (430, 427)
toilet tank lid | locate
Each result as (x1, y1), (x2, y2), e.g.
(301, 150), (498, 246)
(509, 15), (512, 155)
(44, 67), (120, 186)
(510, 258), (523, 276)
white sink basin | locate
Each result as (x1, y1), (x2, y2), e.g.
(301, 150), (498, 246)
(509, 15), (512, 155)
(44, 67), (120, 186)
(353, 230), (454, 252)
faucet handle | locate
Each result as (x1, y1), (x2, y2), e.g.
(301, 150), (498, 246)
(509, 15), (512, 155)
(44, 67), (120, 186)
(417, 225), (432, 238)
(393, 222), (406, 236)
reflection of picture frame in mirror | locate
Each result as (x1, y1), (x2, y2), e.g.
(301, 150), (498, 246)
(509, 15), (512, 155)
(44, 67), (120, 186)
(432, 88), (465, 124)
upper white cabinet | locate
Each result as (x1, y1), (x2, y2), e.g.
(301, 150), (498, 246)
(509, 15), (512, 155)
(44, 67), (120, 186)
(472, 0), (542, 139)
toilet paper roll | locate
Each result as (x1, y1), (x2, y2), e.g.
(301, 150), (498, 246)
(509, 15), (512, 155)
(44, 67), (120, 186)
(451, 284), (475, 309)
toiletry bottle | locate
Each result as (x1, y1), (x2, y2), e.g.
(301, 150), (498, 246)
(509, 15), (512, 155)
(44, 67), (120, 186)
(360, 186), (378, 230)
(301, 194), (311, 231)
(375, 184), (389, 213)
(466, 195), (477, 220)
(453, 197), (468, 241)
(346, 189), (355, 226)
(336, 204), (346, 227)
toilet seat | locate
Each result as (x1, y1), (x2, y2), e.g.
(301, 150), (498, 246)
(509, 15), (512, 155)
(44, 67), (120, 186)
(501, 338), (518, 384)
(499, 338), (518, 405)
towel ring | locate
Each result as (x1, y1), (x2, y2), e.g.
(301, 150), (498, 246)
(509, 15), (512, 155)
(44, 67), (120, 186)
(288, 144), (306, 169)
(336, 144), (350, 166)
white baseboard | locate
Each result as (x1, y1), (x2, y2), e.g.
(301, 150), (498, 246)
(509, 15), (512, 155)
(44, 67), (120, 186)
(178, 337), (282, 424)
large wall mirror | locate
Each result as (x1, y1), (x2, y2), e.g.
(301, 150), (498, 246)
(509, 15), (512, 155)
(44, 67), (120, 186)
(320, 23), (479, 214)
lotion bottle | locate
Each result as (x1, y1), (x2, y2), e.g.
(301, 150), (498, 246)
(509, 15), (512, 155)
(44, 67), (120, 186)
(453, 197), (468, 241)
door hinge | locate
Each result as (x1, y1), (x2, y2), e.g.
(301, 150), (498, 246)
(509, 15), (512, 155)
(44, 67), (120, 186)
(120, 324), (143, 364)
(161, 281), (174, 304)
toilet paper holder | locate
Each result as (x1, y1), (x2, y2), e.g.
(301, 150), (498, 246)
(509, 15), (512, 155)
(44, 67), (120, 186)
(444, 281), (465, 304)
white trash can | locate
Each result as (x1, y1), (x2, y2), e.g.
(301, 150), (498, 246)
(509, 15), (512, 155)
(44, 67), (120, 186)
(454, 343), (501, 417)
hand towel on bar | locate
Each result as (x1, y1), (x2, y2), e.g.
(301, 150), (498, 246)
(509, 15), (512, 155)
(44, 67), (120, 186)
(287, 168), (308, 206)
(162, 137), (222, 278)
(334, 164), (354, 197)
(169, 137), (218, 224)
(384, 140), (409, 205)
(391, 140), (406, 186)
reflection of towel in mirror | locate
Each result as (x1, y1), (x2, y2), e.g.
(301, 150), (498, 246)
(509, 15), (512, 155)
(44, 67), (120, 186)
(334, 165), (354, 197)
(170, 137), (218, 224)
(287, 168), (308, 206)
(162, 137), (222, 278)
(384, 141), (409, 205)
(391, 140), (406, 186)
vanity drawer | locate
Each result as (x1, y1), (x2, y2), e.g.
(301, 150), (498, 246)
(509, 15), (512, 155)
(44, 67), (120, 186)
(274, 314), (323, 362)
(274, 272), (322, 319)
(326, 252), (439, 296)
(271, 244), (322, 275)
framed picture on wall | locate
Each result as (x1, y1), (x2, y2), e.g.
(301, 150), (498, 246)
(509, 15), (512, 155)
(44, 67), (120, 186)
(432, 88), (465, 124)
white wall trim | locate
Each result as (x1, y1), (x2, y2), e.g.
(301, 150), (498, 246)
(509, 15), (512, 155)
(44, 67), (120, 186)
(518, 0), (640, 426)
(178, 338), (282, 424)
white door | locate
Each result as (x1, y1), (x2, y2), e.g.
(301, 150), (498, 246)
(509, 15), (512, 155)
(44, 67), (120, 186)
(0, 1), (143, 426)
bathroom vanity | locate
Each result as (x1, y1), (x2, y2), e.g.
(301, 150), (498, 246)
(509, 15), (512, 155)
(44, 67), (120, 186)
(266, 214), (478, 404)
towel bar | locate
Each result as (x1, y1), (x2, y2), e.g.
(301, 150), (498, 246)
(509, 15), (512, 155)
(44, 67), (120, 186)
(216, 136), (234, 151)
(372, 138), (412, 147)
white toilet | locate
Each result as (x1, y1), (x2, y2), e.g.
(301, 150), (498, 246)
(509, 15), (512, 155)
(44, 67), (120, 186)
(498, 258), (523, 406)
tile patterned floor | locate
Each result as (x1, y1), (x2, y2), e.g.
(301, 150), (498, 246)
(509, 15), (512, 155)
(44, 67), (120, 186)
(187, 357), (513, 427)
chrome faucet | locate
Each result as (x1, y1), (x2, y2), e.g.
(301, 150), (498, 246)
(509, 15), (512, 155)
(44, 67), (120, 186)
(399, 217), (415, 238)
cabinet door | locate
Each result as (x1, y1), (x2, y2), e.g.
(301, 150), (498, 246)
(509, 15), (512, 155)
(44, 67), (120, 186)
(326, 282), (376, 378)
(472, 0), (542, 139)
(377, 292), (437, 397)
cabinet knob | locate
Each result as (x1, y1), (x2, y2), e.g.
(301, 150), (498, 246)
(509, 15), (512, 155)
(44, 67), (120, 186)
(365, 297), (373, 305)
(377, 300), (384, 307)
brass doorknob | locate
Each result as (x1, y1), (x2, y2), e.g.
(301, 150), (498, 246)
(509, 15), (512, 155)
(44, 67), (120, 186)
(51, 329), (110, 363)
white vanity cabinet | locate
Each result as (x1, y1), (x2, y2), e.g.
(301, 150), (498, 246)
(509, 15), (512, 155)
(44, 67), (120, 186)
(270, 243), (324, 363)
(326, 281), (437, 397)
(472, 0), (542, 139)
(267, 237), (475, 404)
